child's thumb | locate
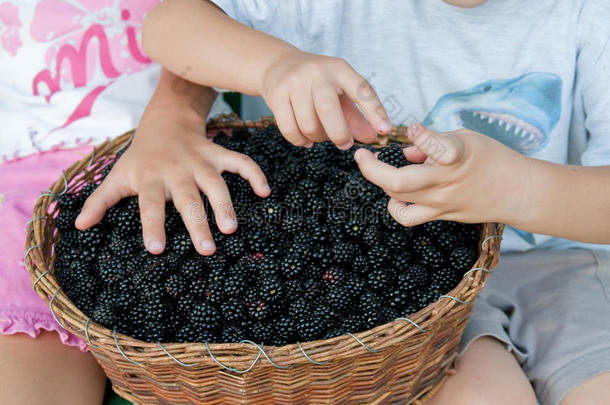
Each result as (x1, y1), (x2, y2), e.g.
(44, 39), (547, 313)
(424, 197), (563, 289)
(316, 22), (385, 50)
(407, 123), (464, 165)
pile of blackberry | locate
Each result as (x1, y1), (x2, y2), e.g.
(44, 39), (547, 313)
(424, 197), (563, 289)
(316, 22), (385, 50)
(54, 125), (479, 345)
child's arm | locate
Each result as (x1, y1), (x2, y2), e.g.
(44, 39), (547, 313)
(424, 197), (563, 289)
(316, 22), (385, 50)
(355, 124), (610, 244)
(75, 68), (271, 256)
(142, 0), (392, 149)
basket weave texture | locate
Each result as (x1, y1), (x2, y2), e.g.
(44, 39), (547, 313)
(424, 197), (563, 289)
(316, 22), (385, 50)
(24, 115), (503, 404)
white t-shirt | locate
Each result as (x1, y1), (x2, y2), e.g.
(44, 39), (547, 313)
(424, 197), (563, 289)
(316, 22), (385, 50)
(0, 0), (228, 162)
(211, 0), (610, 252)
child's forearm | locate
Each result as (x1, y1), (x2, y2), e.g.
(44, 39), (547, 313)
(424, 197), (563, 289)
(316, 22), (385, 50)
(143, 0), (298, 96)
(143, 68), (216, 127)
(516, 159), (610, 243)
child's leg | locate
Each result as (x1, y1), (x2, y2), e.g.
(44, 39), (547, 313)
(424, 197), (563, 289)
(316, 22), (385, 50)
(561, 372), (610, 405)
(426, 337), (537, 405)
(0, 331), (106, 405)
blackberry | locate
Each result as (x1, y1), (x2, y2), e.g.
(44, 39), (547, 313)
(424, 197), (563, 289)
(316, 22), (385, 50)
(190, 302), (221, 330)
(247, 300), (271, 320)
(108, 237), (135, 259)
(77, 227), (104, 247)
(324, 285), (355, 313)
(164, 273), (186, 298)
(361, 225), (381, 246)
(343, 220), (364, 239)
(258, 275), (283, 303)
(116, 210), (140, 236)
(388, 287), (411, 310)
(331, 242), (357, 264)
(438, 231), (460, 252)
(57, 193), (81, 211)
(221, 236), (246, 259)
(393, 252), (412, 273)
(280, 254), (304, 279)
(170, 233), (193, 255)
(449, 247), (478, 272)
(323, 266), (345, 287)
(282, 212), (304, 234)
(352, 254), (368, 275)
(221, 299), (245, 324)
(144, 295), (170, 322)
(429, 268), (460, 295)
(55, 210), (78, 232)
(220, 325), (246, 343)
(288, 298), (311, 319)
(367, 268), (393, 293)
(367, 244), (388, 269)
(92, 297), (117, 328)
(98, 257), (128, 285)
(223, 269), (247, 298)
(377, 144), (410, 168)
(79, 182), (98, 199)
(397, 265), (428, 293)
(412, 234), (434, 255)
(250, 321), (277, 344)
(273, 315), (296, 345)
(296, 315), (327, 341)
(181, 257), (205, 279)
(419, 245), (445, 270)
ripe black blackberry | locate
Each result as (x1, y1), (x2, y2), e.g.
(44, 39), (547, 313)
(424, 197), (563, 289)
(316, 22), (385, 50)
(223, 265), (248, 297)
(221, 298), (245, 324)
(367, 244), (388, 269)
(419, 245), (445, 270)
(220, 325), (246, 343)
(164, 273), (186, 299)
(189, 302), (221, 330)
(429, 267), (460, 295)
(412, 234), (434, 255)
(77, 227), (104, 247)
(55, 210), (78, 232)
(258, 275), (283, 303)
(388, 287), (411, 310)
(367, 268), (393, 293)
(170, 232), (193, 255)
(377, 144), (410, 168)
(331, 241), (357, 264)
(144, 295), (170, 322)
(438, 231), (460, 252)
(181, 257), (205, 279)
(361, 225), (381, 246)
(449, 247), (478, 272)
(280, 254), (304, 279)
(99, 257), (127, 285)
(296, 315), (327, 341)
(393, 252), (411, 273)
(324, 285), (355, 313)
(250, 321), (277, 344)
(248, 299), (271, 320)
(92, 296), (117, 328)
(221, 236), (246, 259)
(397, 265), (428, 293)
(288, 298), (311, 319)
(57, 192), (80, 211)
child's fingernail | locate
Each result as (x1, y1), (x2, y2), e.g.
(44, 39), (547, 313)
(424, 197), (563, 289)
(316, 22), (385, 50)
(354, 148), (362, 162)
(338, 141), (353, 150)
(262, 183), (271, 194)
(380, 120), (392, 133)
(304, 142), (314, 148)
(200, 240), (215, 252)
(148, 239), (164, 252)
(223, 217), (237, 229)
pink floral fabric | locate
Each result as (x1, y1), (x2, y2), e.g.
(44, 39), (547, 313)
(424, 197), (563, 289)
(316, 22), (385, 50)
(0, 2), (22, 56)
(0, 146), (94, 351)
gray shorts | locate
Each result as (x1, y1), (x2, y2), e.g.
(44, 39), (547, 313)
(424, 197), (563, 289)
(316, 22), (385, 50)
(460, 248), (610, 405)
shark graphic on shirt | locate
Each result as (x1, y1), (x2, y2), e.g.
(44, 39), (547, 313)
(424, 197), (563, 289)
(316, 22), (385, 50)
(422, 72), (563, 244)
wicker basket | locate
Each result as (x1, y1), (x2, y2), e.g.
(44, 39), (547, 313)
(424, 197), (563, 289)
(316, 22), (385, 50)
(24, 115), (503, 404)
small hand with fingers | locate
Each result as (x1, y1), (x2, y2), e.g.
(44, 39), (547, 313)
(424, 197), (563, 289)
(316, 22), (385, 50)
(260, 51), (392, 149)
(355, 123), (530, 227)
(75, 119), (270, 256)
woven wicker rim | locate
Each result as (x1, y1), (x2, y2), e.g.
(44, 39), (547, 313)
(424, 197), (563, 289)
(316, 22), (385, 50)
(24, 113), (503, 373)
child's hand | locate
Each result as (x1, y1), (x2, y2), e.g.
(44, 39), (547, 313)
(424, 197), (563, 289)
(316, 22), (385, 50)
(354, 123), (530, 227)
(260, 51), (392, 149)
(75, 117), (270, 256)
